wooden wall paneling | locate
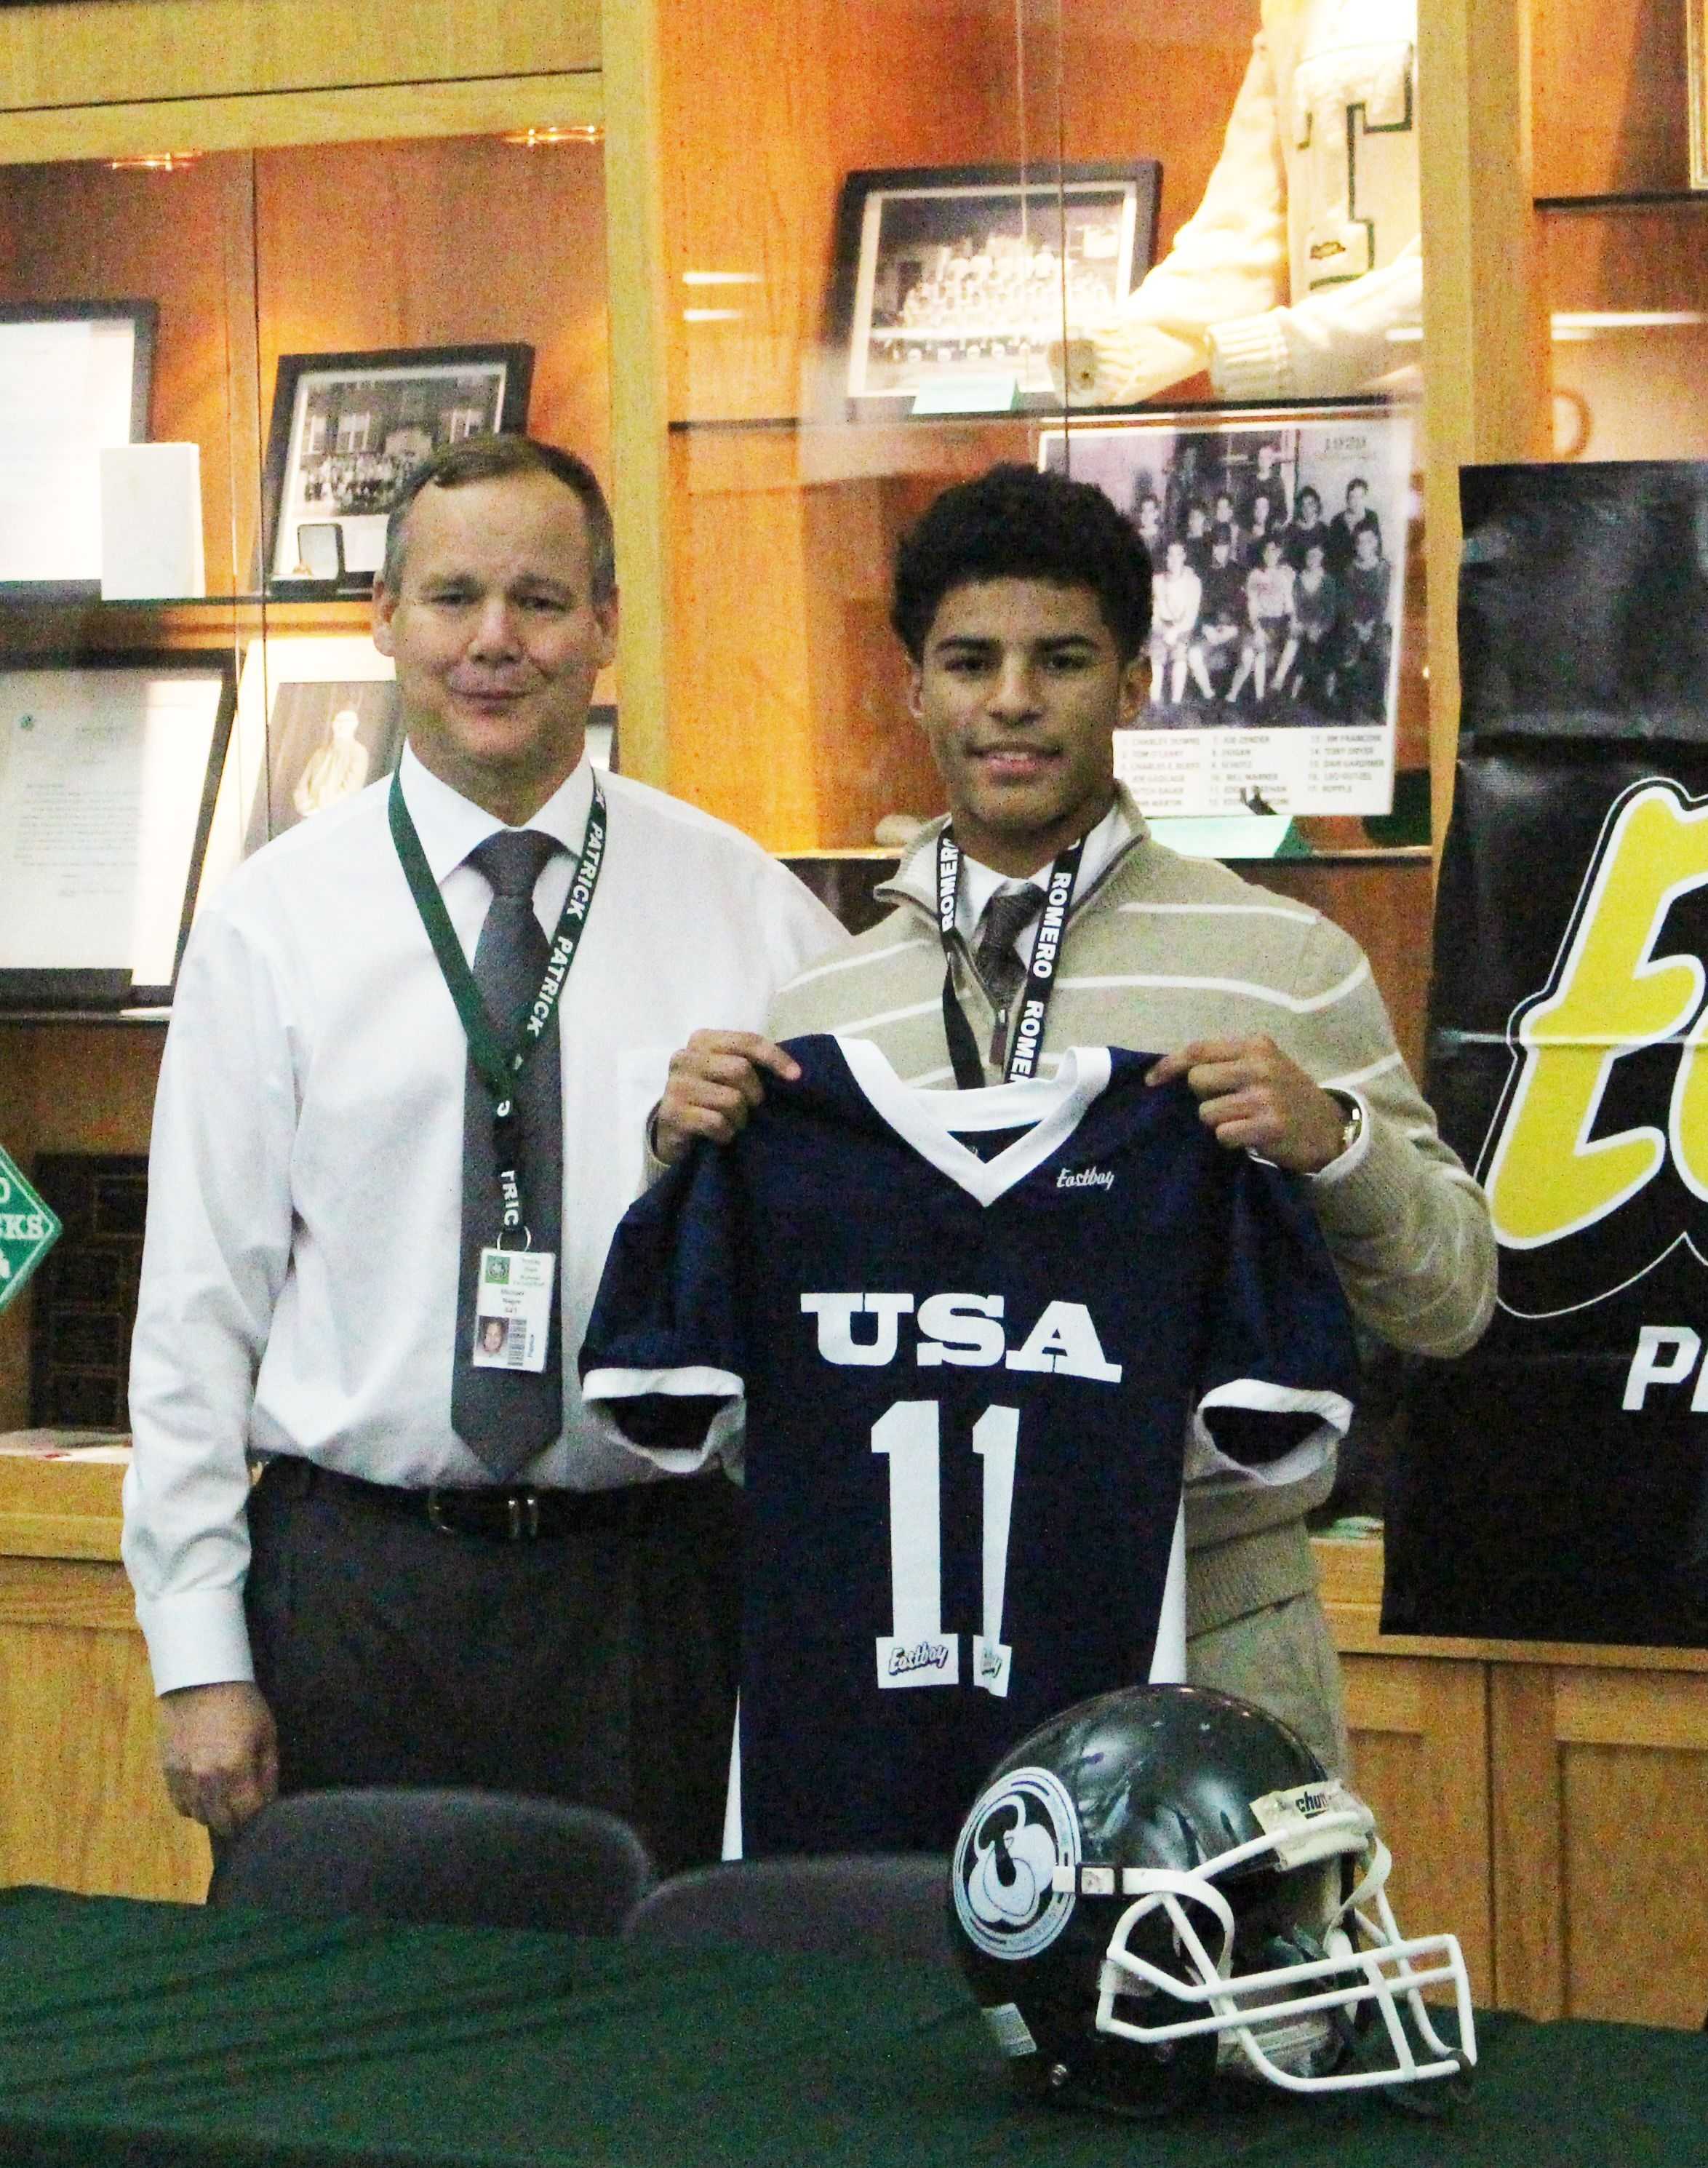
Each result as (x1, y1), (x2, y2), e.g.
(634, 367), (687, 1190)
(658, 0), (1016, 429)
(1531, 0), (1692, 198)
(252, 136), (611, 490)
(1253, 858), (1433, 1076)
(0, 154), (258, 595)
(1416, 0), (1552, 853)
(1055, 0), (1257, 262)
(0, 77), (604, 170)
(600, 0), (671, 788)
(1492, 1666), (1708, 2028)
(0, 1035), (36, 1435)
(0, 1561), (209, 1902)
(0, 0), (598, 113)
(1545, 205), (1708, 314)
(1340, 1651), (1494, 2004)
(1488, 1664), (1565, 2017)
(667, 429), (828, 840)
(1542, 207), (1708, 461)
(16, 1029), (162, 1160)
(652, 0), (1018, 801)
(669, 419), (1033, 847)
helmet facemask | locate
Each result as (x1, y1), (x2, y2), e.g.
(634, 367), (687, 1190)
(1093, 1788), (1475, 2095)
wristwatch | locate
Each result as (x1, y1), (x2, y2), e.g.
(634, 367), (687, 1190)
(1325, 1090), (1365, 1161)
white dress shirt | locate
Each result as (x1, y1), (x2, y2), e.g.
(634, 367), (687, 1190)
(124, 746), (846, 1694)
(954, 800), (1132, 962)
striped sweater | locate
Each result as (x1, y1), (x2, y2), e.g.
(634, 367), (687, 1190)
(767, 789), (1495, 1635)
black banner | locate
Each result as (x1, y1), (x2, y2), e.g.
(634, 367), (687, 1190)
(1385, 461), (1708, 1644)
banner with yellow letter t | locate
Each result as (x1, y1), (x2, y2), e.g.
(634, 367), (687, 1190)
(1386, 460), (1708, 1644)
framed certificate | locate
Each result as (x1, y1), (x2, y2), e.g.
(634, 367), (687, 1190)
(0, 301), (156, 595)
(0, 654), (234, 1010)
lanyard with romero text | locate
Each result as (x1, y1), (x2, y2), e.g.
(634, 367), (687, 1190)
(937, 826), (1084, 1091)
(388, 765), (607, 1242)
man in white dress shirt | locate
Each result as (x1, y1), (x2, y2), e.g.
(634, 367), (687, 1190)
(123, 437), (845, 1867)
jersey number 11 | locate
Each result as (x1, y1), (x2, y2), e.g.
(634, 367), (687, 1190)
(872, 1399), (1017, 1698)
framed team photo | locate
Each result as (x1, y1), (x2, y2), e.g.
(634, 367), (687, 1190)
(260, 343), (533, 594)
(1040, 403), (1416, 820)
(825, 162), (1160, 419)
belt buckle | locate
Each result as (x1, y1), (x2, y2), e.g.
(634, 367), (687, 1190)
(506, 1490), (540, 1540)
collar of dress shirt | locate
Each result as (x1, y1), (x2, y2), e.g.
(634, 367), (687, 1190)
(396, 741), (596, 885)
(953, 796), (1132, 945)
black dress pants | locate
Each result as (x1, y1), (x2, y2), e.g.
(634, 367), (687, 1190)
(243, 1459), (741, 1876)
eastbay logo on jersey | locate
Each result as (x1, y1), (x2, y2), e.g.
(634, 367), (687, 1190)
(1480, 778), (1708, 1324)
(799, 1291), (1122, 1382)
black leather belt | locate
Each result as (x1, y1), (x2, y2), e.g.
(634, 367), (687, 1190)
(264, 1459), (648, 1542)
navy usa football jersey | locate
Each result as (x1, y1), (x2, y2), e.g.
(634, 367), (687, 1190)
(581, 1037), (1355, 1857)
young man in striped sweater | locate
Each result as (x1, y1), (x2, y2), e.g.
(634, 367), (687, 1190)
(652, 461), (1493, 1773)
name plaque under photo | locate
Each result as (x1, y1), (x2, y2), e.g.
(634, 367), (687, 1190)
(0, 655), (234, 1010)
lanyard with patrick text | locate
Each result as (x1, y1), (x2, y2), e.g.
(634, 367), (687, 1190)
(388, 765), (607, 1238)
(936, 826), (1083, 1092)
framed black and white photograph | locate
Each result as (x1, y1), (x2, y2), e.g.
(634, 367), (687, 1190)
(826, 163), (1160, 418)
(0, 653), (234, 1009)
(1041, 404), (1416, 820)
(261, 343), (533, 594)
(0, 300), (156, 594)
(210, 637), (401, 873)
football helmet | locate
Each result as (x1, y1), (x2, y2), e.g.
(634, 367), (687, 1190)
(947, 1683), (1475, 2116)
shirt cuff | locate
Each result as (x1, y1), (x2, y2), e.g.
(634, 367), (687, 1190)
(1207, 313), (1296, 401)
(135, 1587), (256, 1697)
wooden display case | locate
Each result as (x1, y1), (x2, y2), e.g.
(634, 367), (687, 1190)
(1320, 1534), (1708, 2030)
(0, 0), (1557, 1909)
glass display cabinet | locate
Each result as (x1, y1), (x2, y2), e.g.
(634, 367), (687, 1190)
(0, 0), (1552, 1430)
(0, 0), (1580, 1926)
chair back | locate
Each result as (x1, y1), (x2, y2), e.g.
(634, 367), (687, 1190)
(208, 1787), (655, 1934)
(621, 1853), (951, 1964)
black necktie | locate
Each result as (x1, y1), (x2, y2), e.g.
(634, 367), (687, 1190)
(974, 885), (1045, 1040)
(451, 829), (564, 1478)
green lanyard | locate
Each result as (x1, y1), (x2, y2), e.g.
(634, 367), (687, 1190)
(388, 765), (608, 1125)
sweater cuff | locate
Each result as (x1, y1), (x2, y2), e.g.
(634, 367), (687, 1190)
(1207, 313), (1295, 400)
(1306, 1102), (1414, 1240)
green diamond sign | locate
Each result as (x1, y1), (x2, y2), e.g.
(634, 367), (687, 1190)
(0, 1145), (60, 1317)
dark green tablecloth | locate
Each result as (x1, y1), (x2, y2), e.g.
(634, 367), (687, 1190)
(1, 1886), (1704, 2167)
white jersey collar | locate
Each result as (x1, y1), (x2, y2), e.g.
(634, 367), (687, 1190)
(833, 1035), (1113, 1207)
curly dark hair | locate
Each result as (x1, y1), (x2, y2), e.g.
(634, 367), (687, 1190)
(891, 463), (1154, 663)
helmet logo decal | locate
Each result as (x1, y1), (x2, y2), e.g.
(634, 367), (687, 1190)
(952, 1765), (1080, 1959)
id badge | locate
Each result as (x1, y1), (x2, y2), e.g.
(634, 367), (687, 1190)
(472, 1247), (556, 1374)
